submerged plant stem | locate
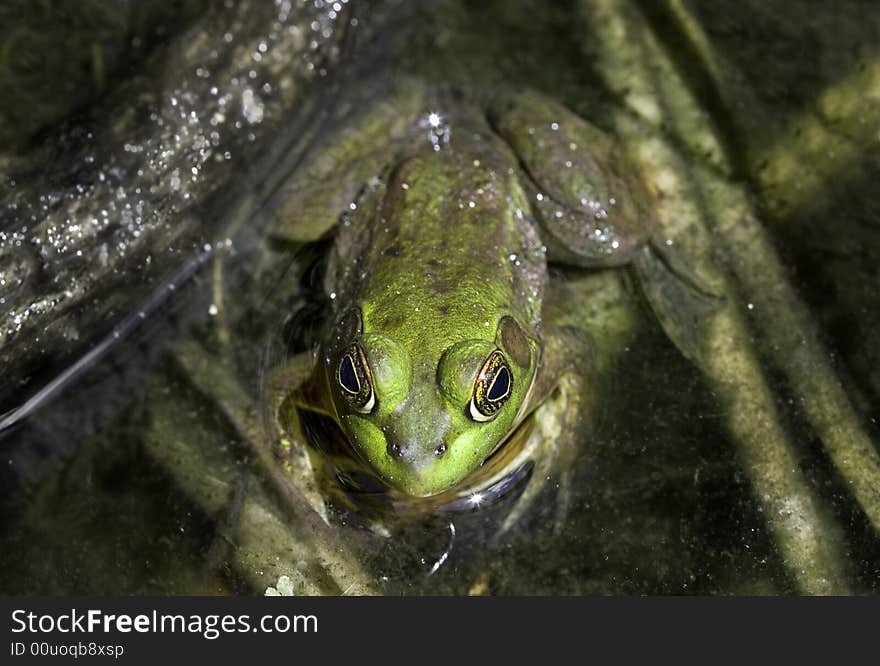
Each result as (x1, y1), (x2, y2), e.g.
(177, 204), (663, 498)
(651, 0), (880, 539)
(581, 0), (861, 593)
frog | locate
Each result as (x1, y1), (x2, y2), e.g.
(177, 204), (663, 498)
(267, 82), (713, 529)
(2, 0), (871, 597)
(137, 12), (874, 593)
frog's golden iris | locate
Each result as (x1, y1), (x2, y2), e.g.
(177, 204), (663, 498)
(336, 344), (375, 414)
(469, 350), (513, 422)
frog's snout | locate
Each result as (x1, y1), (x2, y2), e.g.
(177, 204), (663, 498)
(383, 430), (447, 465)
(386, 438), (448, 461)
(373, 430), (456, 497)
(340, 412), (462, 497)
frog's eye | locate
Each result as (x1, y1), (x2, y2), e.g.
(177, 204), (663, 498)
(468, 350), (513, 422)
(337, 344), (376, 414)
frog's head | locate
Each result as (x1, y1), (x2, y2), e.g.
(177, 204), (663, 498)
(324, 309), (539, 497)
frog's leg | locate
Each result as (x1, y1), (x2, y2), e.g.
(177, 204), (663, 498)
(629, 242), (720, 364)
(491, 91), (650, 266)
(497, 268), (643, 535)
(265, 351), (336, 523)
(498, 314), (592, 535)
(490, 91), (719, 363)
(496, 339), (587, 536)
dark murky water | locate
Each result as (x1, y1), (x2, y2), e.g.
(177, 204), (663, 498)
(1, 0), (878, 595)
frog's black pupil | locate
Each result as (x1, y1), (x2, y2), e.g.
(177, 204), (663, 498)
(488, 366), (510, 401)
(339, 354), (359, 393)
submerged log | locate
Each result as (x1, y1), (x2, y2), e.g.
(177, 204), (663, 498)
(0, 0), (404, 416)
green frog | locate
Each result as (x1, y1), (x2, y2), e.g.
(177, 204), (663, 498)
(270, 83), (709, 527)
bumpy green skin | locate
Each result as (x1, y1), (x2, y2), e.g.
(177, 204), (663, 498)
(294, 90), (653, 498)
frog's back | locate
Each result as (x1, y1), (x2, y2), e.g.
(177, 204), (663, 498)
(330, 132), (546, 356)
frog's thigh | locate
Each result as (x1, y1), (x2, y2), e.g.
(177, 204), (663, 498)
(268, 352), (339, 522)
(528, 146), (649, 269)
(268, 351), (325, 420)
(535, 201), (646, 269)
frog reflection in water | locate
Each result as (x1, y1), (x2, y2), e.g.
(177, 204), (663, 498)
(275, 87), (707, 524)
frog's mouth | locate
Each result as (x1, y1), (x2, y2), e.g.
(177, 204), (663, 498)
(295, 406), (538, 520)
(377, 412), (538, 517)
(430, 413), (538, 512)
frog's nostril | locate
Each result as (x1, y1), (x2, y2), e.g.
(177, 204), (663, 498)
(434, 443), (448, 458)
(387, 442), (404, 458)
